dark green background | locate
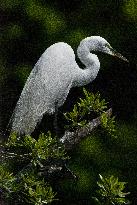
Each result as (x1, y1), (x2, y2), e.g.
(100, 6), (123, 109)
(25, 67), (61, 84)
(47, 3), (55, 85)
(0, 0), (137, 204)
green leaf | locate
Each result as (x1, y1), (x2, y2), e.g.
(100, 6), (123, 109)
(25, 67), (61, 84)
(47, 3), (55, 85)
(64, 88), (110, 131)
(97, 174), (130, 205)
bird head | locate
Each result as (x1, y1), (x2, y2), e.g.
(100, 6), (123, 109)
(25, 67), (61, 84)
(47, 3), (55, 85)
(84, 36), (129, 63)
(94, 36), (129, 62)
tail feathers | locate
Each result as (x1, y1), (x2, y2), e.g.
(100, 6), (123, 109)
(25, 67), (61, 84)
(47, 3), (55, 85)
(10, 114), (43, 136)
(9, 104), (55, 136)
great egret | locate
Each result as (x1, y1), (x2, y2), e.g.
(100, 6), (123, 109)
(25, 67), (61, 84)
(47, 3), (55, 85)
(10, 36), (128, 135)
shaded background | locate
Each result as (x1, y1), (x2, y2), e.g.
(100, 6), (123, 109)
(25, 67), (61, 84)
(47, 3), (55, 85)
(0, 0), (137, 204)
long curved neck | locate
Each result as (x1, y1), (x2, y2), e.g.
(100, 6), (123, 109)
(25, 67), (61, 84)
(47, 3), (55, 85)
(74, 37), (100, 87)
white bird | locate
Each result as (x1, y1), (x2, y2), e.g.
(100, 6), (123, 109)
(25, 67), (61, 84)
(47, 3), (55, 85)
(10, 36), (128, 135)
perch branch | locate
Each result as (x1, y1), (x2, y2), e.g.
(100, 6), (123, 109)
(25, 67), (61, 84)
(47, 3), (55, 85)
(0, 108), (112, 181)
(60, 108), (112, 150)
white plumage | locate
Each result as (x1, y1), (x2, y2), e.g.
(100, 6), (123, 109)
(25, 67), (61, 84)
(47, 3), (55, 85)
(10, 36), (128, 135)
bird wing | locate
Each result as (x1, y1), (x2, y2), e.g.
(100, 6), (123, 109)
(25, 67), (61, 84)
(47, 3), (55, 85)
(11, 42), (76, 135)
(32, 42), (76, 114)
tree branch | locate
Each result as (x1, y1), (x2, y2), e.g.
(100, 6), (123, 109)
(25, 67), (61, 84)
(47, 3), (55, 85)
(60, 108), (112, 150)
(0, 108), (113, 182)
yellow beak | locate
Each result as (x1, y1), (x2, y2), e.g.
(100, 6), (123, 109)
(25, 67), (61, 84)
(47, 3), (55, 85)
(110, 47), (129, 63)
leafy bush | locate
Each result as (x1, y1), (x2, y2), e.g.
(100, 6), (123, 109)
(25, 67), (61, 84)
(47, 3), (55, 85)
(65, 88), (116, 137)
(0, 132), (67, 204)
(0, 89), (131, 205)
(93, 174), (130, 205)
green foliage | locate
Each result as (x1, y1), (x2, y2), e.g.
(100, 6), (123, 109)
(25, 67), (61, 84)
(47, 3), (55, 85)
(65, 103), (87, 129)
(80, 88), (108, 114)
(6, 131), (67, 161)
(64, 88), (107, 129)
(25, 0), (66, 35)
(0, 164), (15, 195)
(123, 0), (137, 22)
(65, 88), (115, 137)
(0, 165), (56, 204)
(0, 132), (67, 204)
(100, 113), (116, 137)
(22, 173), (56, 205)
(94, 174), (130, 205)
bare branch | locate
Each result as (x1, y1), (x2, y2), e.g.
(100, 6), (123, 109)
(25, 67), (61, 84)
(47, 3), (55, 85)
(60, 108), (112, 150)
